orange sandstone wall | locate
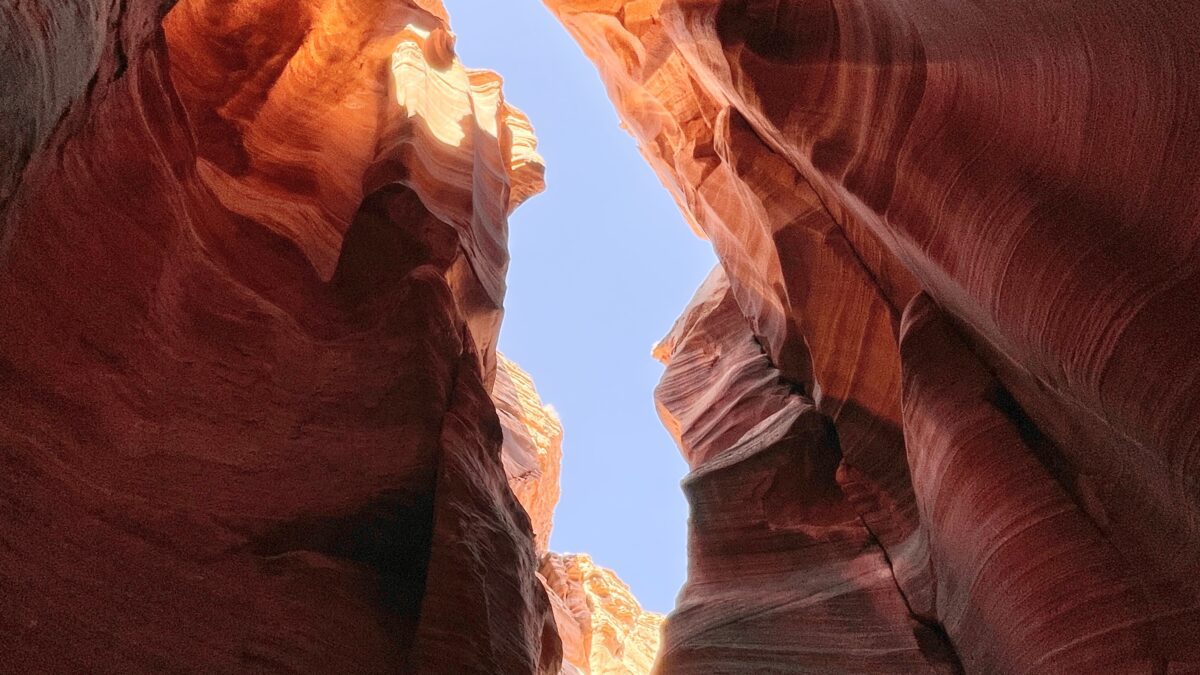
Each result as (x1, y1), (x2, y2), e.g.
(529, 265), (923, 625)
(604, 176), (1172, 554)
(541, 552), (665, 675)
(496, 352), (565, 557)
(7, 0), (1198, 671)
(545, 0), (1200, 672)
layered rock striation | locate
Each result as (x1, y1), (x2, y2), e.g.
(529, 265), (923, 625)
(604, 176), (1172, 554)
(547, 0), (1200, 672)
(541, 552), (665, 675)
(8, 0), (1199, 671)
(653, 268), (957, 673)
(1, 1), (557, 671)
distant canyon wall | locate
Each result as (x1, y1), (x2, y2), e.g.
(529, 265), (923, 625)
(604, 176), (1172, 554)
(497, 354), (664, 675)
(1, 0), (556, 671)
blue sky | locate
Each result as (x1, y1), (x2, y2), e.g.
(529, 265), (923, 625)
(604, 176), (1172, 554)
(443, 2), (716, 613)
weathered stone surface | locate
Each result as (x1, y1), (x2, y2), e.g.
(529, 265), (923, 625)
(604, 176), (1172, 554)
(496, 352), (564, 557)
(541, 552), (665, 675)
(492, 354), (662, 674)
(654, 268), (958, 673)
(548, 0), (1200, 671)
(0, 0), (556, 671)
(900, 293), (1183, 672)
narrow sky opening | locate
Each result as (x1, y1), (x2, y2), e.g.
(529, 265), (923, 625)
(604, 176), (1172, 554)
(442, 2), (717, 613)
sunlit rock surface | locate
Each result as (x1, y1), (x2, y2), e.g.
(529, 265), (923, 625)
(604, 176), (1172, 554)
(0, 0), (557, 671)
(496, 352), (564, 556)
(541, 552), (665, 675)
(494, 353), (662, 675)
(548, 0), (1200, 671)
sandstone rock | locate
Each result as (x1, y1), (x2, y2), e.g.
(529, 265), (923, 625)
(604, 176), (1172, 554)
(0, 0), (556, 671)
(654, 268), (958, 673)
(492, 353), (662, 674)
(8, 0), (1200, 670)
(900, 293), (1179, 672)
(541, 552), (665, 675)
(548, 0), (1200, 670)
(495, 352), (565, 556)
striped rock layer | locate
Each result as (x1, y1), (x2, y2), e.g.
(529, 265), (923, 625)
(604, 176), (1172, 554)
(1, 0), (557, 672)
(497, 353), (665, 675)
(6, 0), (1200, 672)
(541, 552), (665, 675)
(545, 0), (1200, 672)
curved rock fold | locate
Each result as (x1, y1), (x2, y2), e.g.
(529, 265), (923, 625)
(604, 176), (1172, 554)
(544, 0), (1200, 671)
(1, 0), (556, 671)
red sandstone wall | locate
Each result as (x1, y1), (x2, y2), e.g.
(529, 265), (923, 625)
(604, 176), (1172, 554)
(547, 0), (1200, 671)
(0, 1), (557, 671)
(6, 0), (1200, 671)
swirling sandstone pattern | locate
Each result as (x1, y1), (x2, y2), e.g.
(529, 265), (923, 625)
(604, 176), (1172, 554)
(546, 0), (1200, 671)
(1, 0), (557, 671)
(8, 0), (1200, 671)
(654, 269), (957, 673)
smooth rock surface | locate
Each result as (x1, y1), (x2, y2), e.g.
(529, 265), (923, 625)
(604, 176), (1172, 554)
(541, 552), (665, 675)
(495, 352), (565, 557)
(654, 268), (958, 673)
(547, 0), (1200, 671)
(7, 0), (1200, 671)
(0, 0), (556, 671)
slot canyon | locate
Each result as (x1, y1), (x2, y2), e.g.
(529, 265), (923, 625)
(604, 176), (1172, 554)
(2, 0), (1199, 672)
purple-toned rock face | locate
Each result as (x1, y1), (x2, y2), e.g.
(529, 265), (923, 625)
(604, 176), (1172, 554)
(549, 0), (1200, 671)
(5, 0), (1200, 671)
(1, 1), (557, 671)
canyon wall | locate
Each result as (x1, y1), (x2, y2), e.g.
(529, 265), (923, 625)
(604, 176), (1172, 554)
(497, 354), (665, 675)
(546, 0), (1200, 672)
(0, 0), (559, 671)
(541, 553), (664, 675)
(496, 352), (565, 558)
(8, 0), (1199, 671)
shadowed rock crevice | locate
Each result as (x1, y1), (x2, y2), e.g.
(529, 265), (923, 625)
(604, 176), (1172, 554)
(245, 489), (436, 616)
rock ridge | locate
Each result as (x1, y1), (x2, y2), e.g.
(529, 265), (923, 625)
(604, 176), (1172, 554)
(545, 0), (1200, 671)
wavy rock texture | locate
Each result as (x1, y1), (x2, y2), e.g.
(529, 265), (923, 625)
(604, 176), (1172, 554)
(547, 0), (1200, 672)
(0, 0), (557, 671)
(496, 352), (564, 557)
(541, 552), (665, 675)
